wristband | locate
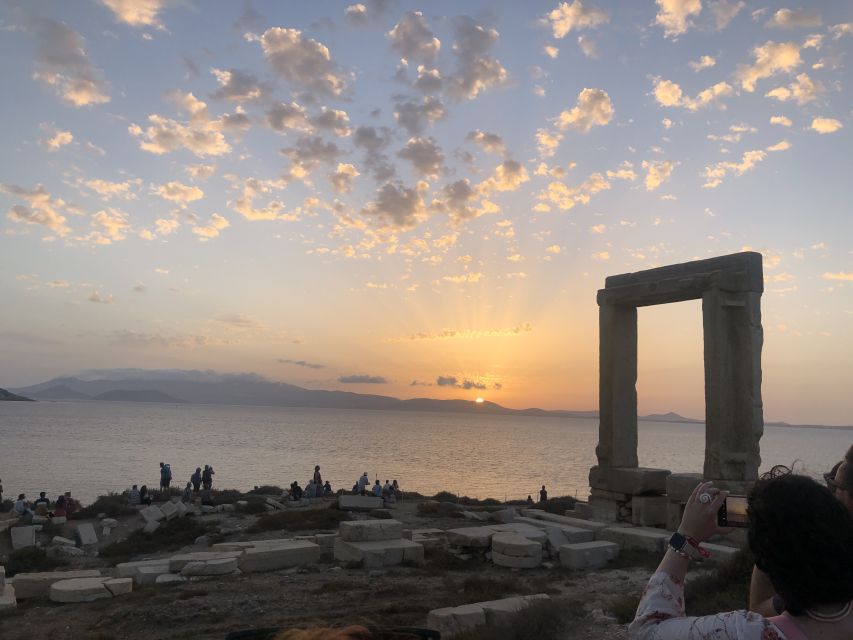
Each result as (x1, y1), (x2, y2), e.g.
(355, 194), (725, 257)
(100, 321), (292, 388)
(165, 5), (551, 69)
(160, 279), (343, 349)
(685, 536), (710, 559)
(668, 532), (690, 559)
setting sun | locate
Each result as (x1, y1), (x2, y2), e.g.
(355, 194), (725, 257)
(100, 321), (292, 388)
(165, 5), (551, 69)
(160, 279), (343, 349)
(475, 397), (485, 404)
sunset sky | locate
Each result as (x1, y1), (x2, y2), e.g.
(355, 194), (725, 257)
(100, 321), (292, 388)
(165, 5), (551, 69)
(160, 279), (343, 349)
(1, 1), (851, 424)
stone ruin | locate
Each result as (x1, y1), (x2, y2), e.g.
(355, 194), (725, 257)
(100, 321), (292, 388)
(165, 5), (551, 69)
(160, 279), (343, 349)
(589, 251), (764, 527)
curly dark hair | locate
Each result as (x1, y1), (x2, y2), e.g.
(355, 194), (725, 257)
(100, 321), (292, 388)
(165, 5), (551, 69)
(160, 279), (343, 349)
(748, 473), (853, 615)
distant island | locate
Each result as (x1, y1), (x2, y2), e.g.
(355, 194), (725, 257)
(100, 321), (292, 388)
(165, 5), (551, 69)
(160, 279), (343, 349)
(7, 371), (851, 429)
(0, 387), (33, 401)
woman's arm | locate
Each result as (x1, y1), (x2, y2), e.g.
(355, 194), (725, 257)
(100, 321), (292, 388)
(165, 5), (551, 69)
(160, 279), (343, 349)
(749, 566), (781, 617)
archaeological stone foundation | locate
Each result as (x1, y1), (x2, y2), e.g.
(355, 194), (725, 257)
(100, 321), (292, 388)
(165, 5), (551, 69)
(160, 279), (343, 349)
(589, 251), (764, 527)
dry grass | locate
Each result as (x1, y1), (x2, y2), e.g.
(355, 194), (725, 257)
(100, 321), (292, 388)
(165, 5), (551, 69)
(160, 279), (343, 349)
(98, 518), (213, 560)
(452, 598), (585, 640)
(685, 547), (754, 615)
(248, 504), (347, 533)
(5, 546), (67, 577)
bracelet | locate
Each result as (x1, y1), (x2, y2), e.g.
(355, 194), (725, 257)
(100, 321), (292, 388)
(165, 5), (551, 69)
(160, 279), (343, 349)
(685, 536), (711, 559)
(668, 543), (690, 559)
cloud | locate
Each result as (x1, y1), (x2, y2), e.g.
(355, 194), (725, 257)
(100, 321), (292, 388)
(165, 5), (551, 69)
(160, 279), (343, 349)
(536, 128), (563, 157)
(185, 164), (216, 180)
(446, 16), (508, 100)
(110, 330), (218, 349)
(279, 358), (324, 370)
(353, 125), (395, 181)
(555, 88), (613, 132)
(703, 149), (767, 188)
(328, 163), (360, 193)
(32, 18), (110, 106)
(641, 160), (675, 191)
(436, 375), (487, 390)
(216, 313), (262, 329)
(155, 218), (180, 235)
(82, 178), (141, 200)
(345, 4), (368, 26)
(765, 73), (823, 104)
(822, 272), (853, 282)
(544, 45), (559, 59)
(88, 291), (114, 304)
(129, 92), (231, 157)
(736, 41), (802, 91)
(413, 65), (443, 93)
(281, 136), (341, 181)
(47, 280), (71, 288)
(252, 27), (348, 97)
(653, 78), (734, 110)
(2, 183), (72, 236)
(709, 0), (744, 29)
(387, 11), (440, 63)
(810, 118), (842, 134)
(606, 162), (638, 181)
(339, 374), (387, 384)
(310, 107), (352, 137)
(766, 140), (791, 152)
(39, 124), (73, 151)
(228, 176), (287, 221)
(770, 115), (792, 127)
(546, 245), (561, 254)
(87, 207), (130, 243)
(466, 130), (506, 155)
(390, 323), (532, 342)
(766, 9), (822, 30)
(133, 283), (146, 293)
(538, 172), (610, 210)
(689, 55), (716, 72)
(210, 68), (268, 101)
(442, 272), (484, 284)
(192, 213), (230, 239)
(479, 160), (530, 195)
(393, 96), (445, 135)
(577, 35), (599, 58)
(99, 0), (166, 28)
(545, 1), (609, 38)
(397, 137), (445, 178)
(361, 181), (428, 229)
(655, 0), (703, 37)
(830, 23), (853, 40)
(431, 179), (486, 223)
(154, 181), (204, 205)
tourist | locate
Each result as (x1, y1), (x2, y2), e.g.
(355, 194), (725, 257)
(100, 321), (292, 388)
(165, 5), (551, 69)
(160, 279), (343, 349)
(313, 465), (322, 488)
(526, 495), (533, 504)
(751, 449), (853, 617)
(139, 485), (152, 506)
(63, 491), (80, 517)
(629, 476), (853, 639)
(53, 494), (67, 517)
(382, 479), (393, 500)
(159, 462), (173, 497)
(290, 481), (303, 501)
(182, 482), (193, 504)
(539, 485), (548, 503)
(14, 493), (33, 520)
(305, 479), (316, 499)
(128, 484), (141, 506)
(372, 479), (382, 497)
(202, 464), (215, 490)
(191, 467), (202, 493)
(392, 479), (401, 502)
(323, 481), (332, 496)
(358, 472), (369, 496)
(0, 477), (3, 504)
(33, 491), (51, 515)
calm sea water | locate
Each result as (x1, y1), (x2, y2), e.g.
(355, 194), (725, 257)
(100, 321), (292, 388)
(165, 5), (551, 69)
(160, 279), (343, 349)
(0, 401), (849, 504)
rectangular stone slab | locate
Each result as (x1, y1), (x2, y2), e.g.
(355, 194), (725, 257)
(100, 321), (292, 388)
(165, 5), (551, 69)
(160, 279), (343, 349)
(76, 523), (99, 546)
(140, 505), (165, 523)
(518, 510), (607, 532)
(427, 603), (486, 638)
(135, 564), (174, 586)
(445, 526), (496, 548)
(589, 466), (670, 495)
(338, 519), (403, 542)
(238, 540), (320, 572)
(666, 473), (705, 501)
(560, 541), (620, 570)
(597, 526), (670, 553)
(116, 559), (171, 579)
(0, 584), (16, 611)
(491, 532), (541, 558)
(159, 501), (178, 520)
(492, 550), (541, 569)
(12, 570), (102, 599)
(169, 551), (242, 572)
(10, 526), (36, 550)
(180, 557), (238, 576)
(103, 578), (133, 596)
(334, 538), (424, 568)
(338, 495), (384, 510)
(49, 577), (112, 603)
(481, 594), (549, 625)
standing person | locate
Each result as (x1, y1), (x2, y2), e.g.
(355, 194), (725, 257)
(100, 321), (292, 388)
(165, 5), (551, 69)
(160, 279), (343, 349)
(372, 479), (382, 497)
(53, 494), (67, 517)
(629, 477), (853, 640)
(128, 485), (141, 506)
(358, 472), (369, 496)
(191, 467), (202, 493)
(392, 479), (401, 502)
(63, 491), (80, 517)
(0, 477), (4, 505)
(323, 481), (332, 496)
(313, 465), (322, 488)
(202, 465), (214, 490)
(539, 485), (548, 503)
(159, 462), (172, 497)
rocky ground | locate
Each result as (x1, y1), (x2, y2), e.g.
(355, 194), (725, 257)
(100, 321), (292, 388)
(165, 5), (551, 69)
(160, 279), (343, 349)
(0, 499), (657, 640)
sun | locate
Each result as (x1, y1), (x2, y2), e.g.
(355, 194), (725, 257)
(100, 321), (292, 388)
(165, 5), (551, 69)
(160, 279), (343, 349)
(475, 397), (485, 404)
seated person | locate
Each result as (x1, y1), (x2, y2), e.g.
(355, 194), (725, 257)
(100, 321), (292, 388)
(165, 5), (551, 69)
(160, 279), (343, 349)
(53, 494), (67, 517)
(372, 480), (382, 497)
(290, 481), (303, 501)
(629, 475), (853, 640)
(323, 481), (332, 495)
(33, 491), (51, 516)
(182, 482), (193, 504)
(63, 491), (80, 517)
(14, 493), (34, 519)
(139, 485), (152, 506)
(128, 484), (141, 506)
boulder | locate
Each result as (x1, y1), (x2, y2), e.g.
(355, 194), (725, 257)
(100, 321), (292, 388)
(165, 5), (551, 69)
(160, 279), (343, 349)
(338, 519), (403, 542)
(10, 526), (36, 550)
(560, 541), (619, 570)
(180, 556), (238, 576)
(174, 502), (189, 517)
(51, 536), (77, 547)
(492, 550), (541, 569)
(334, 538), (424, 568)
(159, 501), (178, 520)
(481, 594), (550, 625)
(445, 526), (496, 548)
(135, 564), (173, 586)
(238, 540), (320, 573)
(49, 577), (113, 603)
(103, 578), (133, 596)
(155, 573), (186, 584)
(491, 532), (541, 558)
(140, 505), (165, 523)
(100, 518), (118, 528)
(427, 595), (549, 639)
(10, 570), (102, 599)
(489, 508), (519, 524)
(76, 523), (98, 546)
(143, 520), (160, 534)
(51, 545), (86, 557)
(116, 559), (171, 580)
(491, 522), (548, 543)
(169, 551), (242, 572)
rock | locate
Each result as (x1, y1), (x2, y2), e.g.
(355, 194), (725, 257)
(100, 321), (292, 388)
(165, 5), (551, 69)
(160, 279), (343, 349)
(169, 551), (242, 572)
(631, 496), (669, 527)
(490, 508), (519, 524)
(174, 501), (189, 518)
(569, 502), (593, 520)
(194, 535), (210, 547)
(337, 495), (384, 510)
(116, 559), (171, 580)
(10, 526), (36, 550)
(31, 515), (50, 524)
(481, 594), (550, 625)
(52, 545), (85, 557)
(221, 503), (236, 513)
(491, 522), (548, 543)
(591, 608), (618, 624)
(666, 473), (704, 501)
(445, 526), (496, 548)
(155, 573), (186, 584)
(597, 526), (669, 553)
(140, 505), (165, 523)
(461, 511), (488, 522)
(265, 498), (285, 510)
(12, 570), (102, 599)
(333, 538), (424, 568)
(180, 557), (239, 576)
(492, 550), (541, 569)
(51, 536), (77, 547)
(370, 509), (393, 519)
(338, 519), (403, 542)
(50, 516), (67, 525)
(49, 577), (112, 603)
(143, 520), (160, 534)
(103, 578), (133, 596)
(427, 595), (548, 638)
(0, 584), (17, 611)
(100, 518), (118, 528)
(236, 500), (248, 509)
(560, 541), (619, 570)
(544, 527), (569, 557)
(238, 540), (321, 573)
(159, 501), (178, 520)
(491, 532), (541, 558)
(134, 565), (174, 586)
(101, 527), (112, 537)
(200, 505), (216, 514)
(519, 510), (607, 532)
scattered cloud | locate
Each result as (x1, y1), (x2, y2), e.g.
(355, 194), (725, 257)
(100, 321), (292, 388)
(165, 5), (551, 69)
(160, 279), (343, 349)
(766, 139), (791, 152)
(278, 358), (324, 369)
(88, 207), (130, 244)
(538, 171), (610, 210)
(397, 137), (445, 178)
(387, 11), (440, 63)
(689, 55), (716, 72)
(228, 176), (287, 221)
(555, 88), (613, 132)
(466, 130), (506, 155)
(185, 164), (216, 180)
(88, 291), (114, 304)
(536, 128), (564, 157)
(328, 163), (360, 194)
(345, 4), (368, 26)
(766, 9), (822, 30)
(810, 117), (842, 134)
(655, 0), (702, 38)
(770, 115), (792, 127)
(543, 45), (559, 59)
(393, 96), (445, 135)
(436, 375), (487, 390)
(653, 78), (734, 110)
(446, 16), (508, 101)
(361, 181), (428, 229)
(765, 73), (823, 104)
(39, 124), (73, 151)
(703, 149), (768, 188)
(210, 68), (268, 102)
(822, 272), (853, 282)
(641, 160), (676, 191)
(154, 181), (204, 205)
(577, 35), (599, 58)
(339, 374), (387, 384)
(709, 0), (745, 30)
(442, 272), (484, 284)
(545, 1), (609, 38)
(192, 213), (230, 239)
(216, 313), (262, 329)
(129, 92), (231, 157)
(2, 183), (72, 236)
(736, 41), (802, 92)
(830, 23), (853, 40)
(99, 0), (166, 28)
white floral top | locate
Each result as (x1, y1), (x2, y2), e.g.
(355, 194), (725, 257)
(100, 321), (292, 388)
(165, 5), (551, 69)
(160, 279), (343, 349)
(628, 572), (790, 640)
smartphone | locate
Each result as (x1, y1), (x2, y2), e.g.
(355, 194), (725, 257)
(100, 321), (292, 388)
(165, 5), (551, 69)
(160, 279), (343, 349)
(717, 494), (749, 528)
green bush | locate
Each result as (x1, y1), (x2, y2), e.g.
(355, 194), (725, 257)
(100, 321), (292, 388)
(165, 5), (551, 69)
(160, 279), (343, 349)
(248, 504), (347, 533)
(99, 518), (213, 560)
(5, 546), (67, 577)
(75, 492), (137, 519)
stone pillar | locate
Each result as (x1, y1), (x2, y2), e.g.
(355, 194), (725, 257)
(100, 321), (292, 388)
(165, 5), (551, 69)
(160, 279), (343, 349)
(702, 289), (763, 481)
(596, 301), (638, 468)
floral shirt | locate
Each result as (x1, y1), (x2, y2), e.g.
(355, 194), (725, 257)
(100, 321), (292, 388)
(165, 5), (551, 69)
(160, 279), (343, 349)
(628, 572), (789, 640)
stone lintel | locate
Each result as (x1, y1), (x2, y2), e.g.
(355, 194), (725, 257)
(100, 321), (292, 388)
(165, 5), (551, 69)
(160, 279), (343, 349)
(589, 466), (670, 495)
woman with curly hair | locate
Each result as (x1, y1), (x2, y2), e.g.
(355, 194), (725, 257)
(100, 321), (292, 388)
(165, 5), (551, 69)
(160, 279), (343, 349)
(629, 474), (853, 639)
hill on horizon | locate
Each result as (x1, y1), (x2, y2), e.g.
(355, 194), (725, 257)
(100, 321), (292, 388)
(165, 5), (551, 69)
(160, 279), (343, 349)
(0, 387), (33, 401)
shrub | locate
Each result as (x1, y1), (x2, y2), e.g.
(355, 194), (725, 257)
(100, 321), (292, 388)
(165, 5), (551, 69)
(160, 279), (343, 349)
(246, 485), (285, 495)
(5, 546), (67, 577)
(212, 489), (243, 503)
(530, 495), (577, 514)
(685, 547), (754, 615)
(237, 498), (269, 514)
(431, 491), (459, 502)
(75, 492), (137, 519)
(248, 504), (347, 533)
(99, 518), (213, 560)
(417, 501), (440, 515)
(0, 499), (13, 513)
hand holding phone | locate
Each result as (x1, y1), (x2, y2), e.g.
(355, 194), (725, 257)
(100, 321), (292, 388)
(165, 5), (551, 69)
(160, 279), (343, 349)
(717, 494), (749, 528)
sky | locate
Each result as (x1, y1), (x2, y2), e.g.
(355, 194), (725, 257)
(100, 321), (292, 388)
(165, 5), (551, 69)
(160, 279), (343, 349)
(0, 0), (851, 425)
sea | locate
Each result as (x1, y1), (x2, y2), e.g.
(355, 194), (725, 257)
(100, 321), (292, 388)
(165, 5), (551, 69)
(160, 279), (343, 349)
(0, 400), (850, 505)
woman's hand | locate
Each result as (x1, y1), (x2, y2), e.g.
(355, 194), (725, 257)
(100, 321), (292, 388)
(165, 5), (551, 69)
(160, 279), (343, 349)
(677, 481), (733, 542)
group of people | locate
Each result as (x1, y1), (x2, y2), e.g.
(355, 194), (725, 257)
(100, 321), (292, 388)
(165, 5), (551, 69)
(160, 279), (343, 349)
(629, 444), (853, 640)
(126, 462), (217, 508)
(289, 466), (333, 501)
(12, 490), (80, 521)
(353, 472), (401, 503)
